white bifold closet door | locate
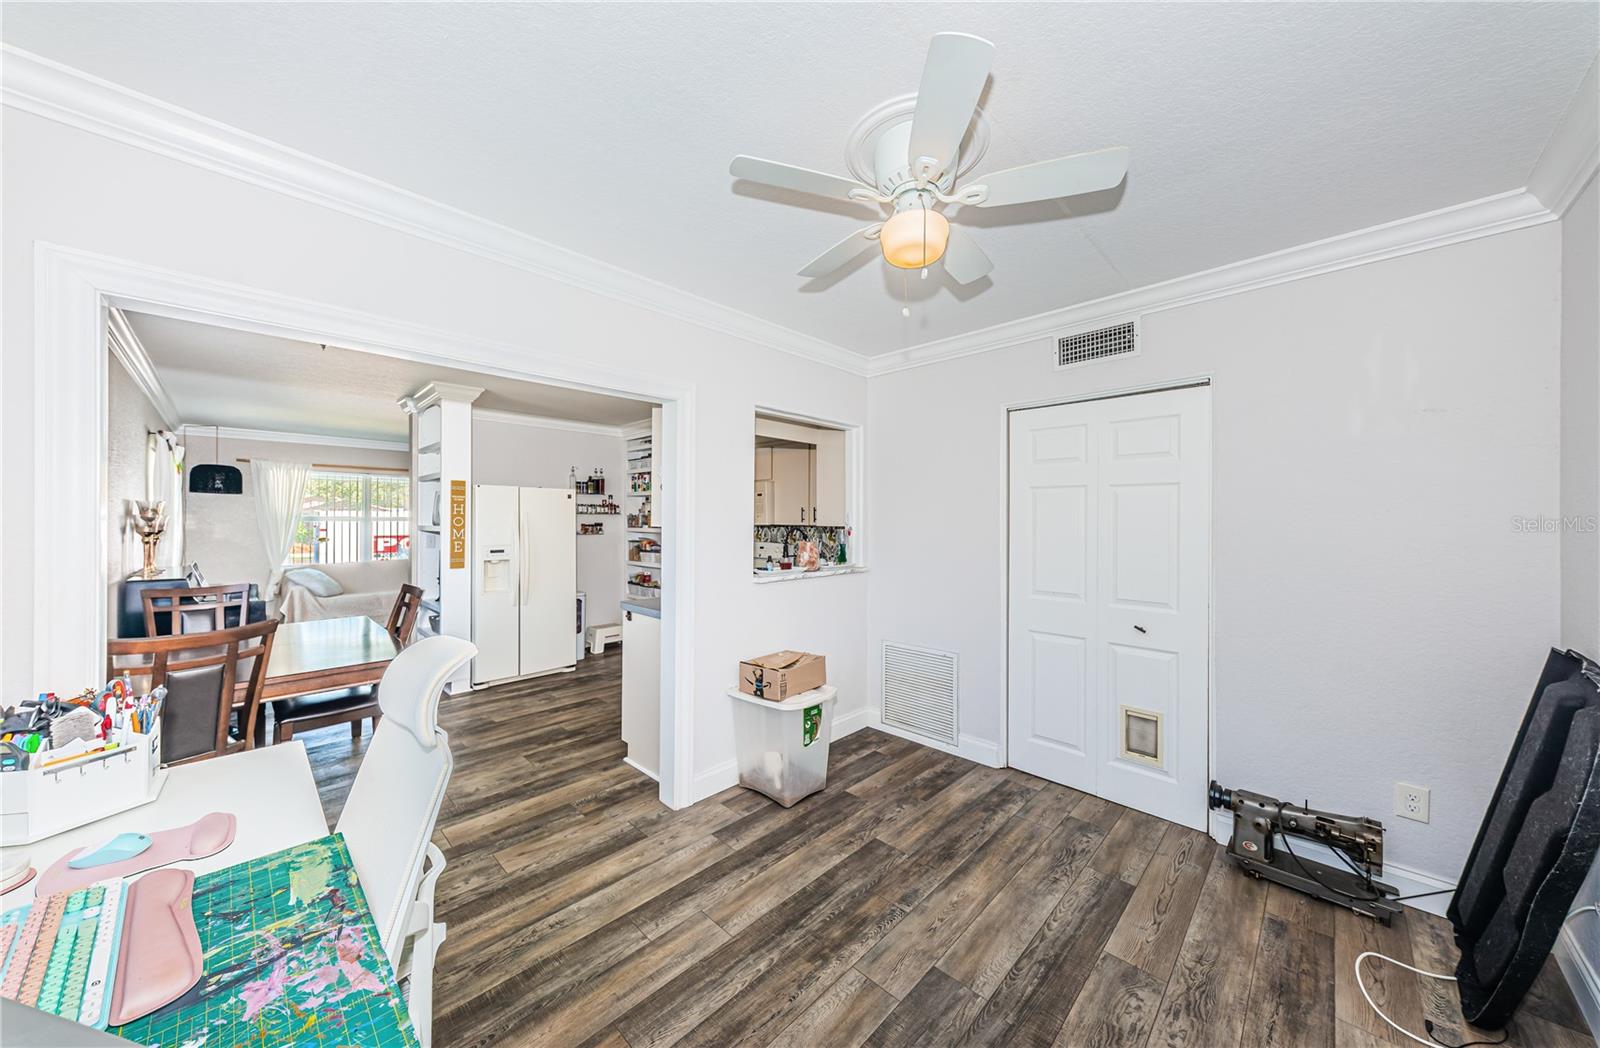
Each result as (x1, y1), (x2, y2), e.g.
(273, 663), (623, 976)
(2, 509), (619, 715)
(1007, 384), (1211, 831)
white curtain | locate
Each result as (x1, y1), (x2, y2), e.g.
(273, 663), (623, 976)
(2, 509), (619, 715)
(251, 458), (311, 601)
(146, 430), (186, 568)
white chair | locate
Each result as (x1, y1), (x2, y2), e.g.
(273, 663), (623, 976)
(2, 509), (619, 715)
(335, 635), (475, 1047)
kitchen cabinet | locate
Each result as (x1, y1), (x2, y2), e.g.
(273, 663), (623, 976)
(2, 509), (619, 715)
(754, 447), (773, 482)
(811, 430), (846, 526)
(770, 447), (811, 524)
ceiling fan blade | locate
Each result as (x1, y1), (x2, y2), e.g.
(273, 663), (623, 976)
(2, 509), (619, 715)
(798, 225), (883, 278)
(731, 155), (876, 204)
(942, 226), (992, 284)
(907, 32), (995, 182)
(970, 146), (1130, 208)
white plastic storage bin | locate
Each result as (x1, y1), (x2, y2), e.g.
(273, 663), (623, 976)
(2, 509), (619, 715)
(728, 685), (837, 807)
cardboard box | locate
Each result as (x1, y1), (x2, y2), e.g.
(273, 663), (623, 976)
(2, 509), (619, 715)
(739, 650), (827, 702)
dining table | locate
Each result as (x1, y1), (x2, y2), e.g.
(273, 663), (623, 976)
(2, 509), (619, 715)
(260, 613), (402, 701)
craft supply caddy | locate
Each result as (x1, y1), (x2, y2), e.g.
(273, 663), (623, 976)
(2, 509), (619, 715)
(1, 681), (167, 847)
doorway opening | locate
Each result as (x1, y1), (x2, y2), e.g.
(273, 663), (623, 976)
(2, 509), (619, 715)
(37, 246), (695, 808)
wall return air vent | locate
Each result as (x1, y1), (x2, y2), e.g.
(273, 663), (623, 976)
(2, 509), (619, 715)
(1056, 319), (1139, 370)
(881, 642), (959, 746)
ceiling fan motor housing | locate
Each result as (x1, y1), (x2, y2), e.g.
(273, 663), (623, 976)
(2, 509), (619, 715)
(873, 121), (956, 197)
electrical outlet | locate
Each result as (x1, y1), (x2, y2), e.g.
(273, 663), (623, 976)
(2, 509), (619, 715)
(1395, 783), (1430, 823)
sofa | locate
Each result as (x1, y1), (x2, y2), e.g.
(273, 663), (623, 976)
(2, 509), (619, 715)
(277, 559), (412, 624)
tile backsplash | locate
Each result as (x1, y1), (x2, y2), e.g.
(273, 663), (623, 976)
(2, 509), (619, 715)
(753, 525), (848, 565)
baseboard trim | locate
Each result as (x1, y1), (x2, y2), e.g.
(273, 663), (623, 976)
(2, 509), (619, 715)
(859, 709), (1002, 768)
(688, 758), (738, 805)
(622, 755), (659, 783)
(831, 704), (875, 740)
(1207, 810), (1457, 918)
(1554, 923), (1600, 1042)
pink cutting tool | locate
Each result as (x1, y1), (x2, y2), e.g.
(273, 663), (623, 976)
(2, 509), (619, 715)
(37, 812), (235, 897)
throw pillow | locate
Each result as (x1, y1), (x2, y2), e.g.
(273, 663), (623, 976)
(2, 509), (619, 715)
(286, 567), (344, 597)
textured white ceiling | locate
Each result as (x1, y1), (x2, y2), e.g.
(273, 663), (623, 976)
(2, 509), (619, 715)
(12, 4), (1596, 357)
(124, 312), (654, 440)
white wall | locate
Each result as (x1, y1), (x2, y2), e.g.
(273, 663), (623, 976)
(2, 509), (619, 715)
(1560, 176), (1600, 657)
(869, 224), (1562, 881)
(1, 109), (869, 797)
(1557, 174), (1600, 1020)
(181, 432), (410, 596)
(105, 352), (169, 622)
(471, 414), (631, 623)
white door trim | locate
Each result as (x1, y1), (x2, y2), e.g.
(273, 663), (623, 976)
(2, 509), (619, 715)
(31, 241), (699, 808)
(1001, 376), (1216, 820)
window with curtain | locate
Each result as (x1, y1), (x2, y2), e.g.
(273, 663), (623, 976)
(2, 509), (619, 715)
(289, 470), (410, 565)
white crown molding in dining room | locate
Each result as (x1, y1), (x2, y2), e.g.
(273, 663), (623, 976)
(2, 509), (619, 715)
(105, 305), (182, 428)
(1526, 52), (1600, 218)
(2, 45), (1575, 381)
(177, 424), (410, 453)
(0, 44), (873, 378)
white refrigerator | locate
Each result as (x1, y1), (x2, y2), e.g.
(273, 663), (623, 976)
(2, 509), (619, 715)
(471, 485), (578, 685)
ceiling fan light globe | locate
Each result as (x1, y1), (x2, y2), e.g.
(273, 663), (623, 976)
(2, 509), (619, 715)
(879, 207), (949, 269)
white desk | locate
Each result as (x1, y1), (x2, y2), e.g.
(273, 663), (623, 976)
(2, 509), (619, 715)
(2, 742), (328, 908)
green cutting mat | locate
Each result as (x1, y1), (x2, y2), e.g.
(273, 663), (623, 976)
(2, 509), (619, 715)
(112, 834), (418, 1047)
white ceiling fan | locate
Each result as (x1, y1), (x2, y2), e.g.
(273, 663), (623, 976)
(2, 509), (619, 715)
(730, 32), (1129, 289)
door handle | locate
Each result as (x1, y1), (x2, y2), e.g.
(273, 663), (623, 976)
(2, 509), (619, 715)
(520, 505), (534, 604)
(1134, 625), (1147, 634)
(801, 506), (806, 523)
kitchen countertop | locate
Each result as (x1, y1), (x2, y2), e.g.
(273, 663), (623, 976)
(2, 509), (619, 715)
(752, 565), (866, 584)
(621, 596), (661, 618)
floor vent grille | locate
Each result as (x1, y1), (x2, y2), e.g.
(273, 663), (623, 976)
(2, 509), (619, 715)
(881, 642), (958, 745)
(1057, 319), (1138, 369)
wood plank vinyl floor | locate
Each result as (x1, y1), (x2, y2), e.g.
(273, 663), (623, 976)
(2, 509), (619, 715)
(301, 650), (1592, 1047)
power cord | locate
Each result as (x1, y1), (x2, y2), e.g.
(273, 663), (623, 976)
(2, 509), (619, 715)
(1275, 829), (1453, 904)
(1356, 904), (1599, 1047)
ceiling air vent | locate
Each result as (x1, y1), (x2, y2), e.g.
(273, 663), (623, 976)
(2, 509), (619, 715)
(882, 642), (958, 746)
(1056, 319), (1139, 370)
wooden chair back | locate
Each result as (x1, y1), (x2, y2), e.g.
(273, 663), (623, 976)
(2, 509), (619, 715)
(141, 583), (252, 637)
(107, 618), (279, 766)
(387, 584), (426, 646)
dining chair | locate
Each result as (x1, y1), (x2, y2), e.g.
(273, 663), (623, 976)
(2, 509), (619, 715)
(336, 634), (475, 1048)
(140, 583), (253, 637)
(385, 583), (425, 647)
(107, 618), (279, 766)
(271, 584), (426, 744)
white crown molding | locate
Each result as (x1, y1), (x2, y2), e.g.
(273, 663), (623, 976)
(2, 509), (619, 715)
(406, 381), (485, 411)
(867, 188), (1555, 376)
(178, 423), (409, 453)
(472, 406), (636, 438)
(1528, 53), (1600, 218)
(105, 306), (181, 428)
(0, 45), (871, 379)
(6, 45), (1573, 384)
